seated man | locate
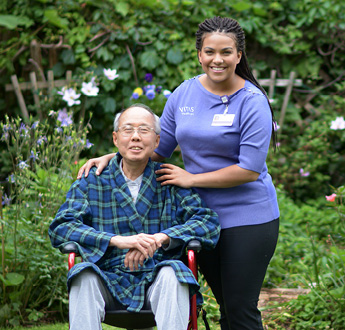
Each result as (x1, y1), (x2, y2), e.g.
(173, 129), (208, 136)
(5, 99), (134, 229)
(48, 104), (220, 330)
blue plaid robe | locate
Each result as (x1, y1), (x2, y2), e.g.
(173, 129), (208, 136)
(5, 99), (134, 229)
(49, 154), (220, 312)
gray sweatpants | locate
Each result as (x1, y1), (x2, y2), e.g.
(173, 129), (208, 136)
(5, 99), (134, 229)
(69, 266), (190, 330)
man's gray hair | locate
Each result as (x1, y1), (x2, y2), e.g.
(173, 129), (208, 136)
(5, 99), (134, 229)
(113, 103), (161, 134)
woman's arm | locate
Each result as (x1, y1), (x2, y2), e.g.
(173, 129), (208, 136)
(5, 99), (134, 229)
(151, 151), (165, 162)
(155, 163), (259, 189)
(77, 153), (116, 179)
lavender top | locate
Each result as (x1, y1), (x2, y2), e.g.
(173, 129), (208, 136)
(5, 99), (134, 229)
(155, 75), (279, 229)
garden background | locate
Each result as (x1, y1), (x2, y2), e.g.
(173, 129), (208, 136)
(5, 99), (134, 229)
(0, 0), (345, 329)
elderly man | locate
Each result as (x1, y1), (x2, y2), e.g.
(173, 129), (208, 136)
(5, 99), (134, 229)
(49, 104), (220, 330)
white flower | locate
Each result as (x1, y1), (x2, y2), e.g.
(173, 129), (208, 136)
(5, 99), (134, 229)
(330, 116), (345, 130)
(18, 160), (29, 170)
(163, 89), (172, 98)
(103, 68), (119, 81)
(81, 81), (99, 96)
(60, 87), (81, 106)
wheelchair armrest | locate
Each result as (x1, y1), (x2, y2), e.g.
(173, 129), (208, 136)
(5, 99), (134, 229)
(186, 239), (202, 252)
(59, 242), (80, 255)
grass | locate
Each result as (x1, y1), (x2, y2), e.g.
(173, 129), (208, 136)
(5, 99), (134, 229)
(0, 318), (219, 330)
(0, 324), (118, 330)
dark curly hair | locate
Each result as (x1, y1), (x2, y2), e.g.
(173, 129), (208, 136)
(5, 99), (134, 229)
(196, 16), (277, 147)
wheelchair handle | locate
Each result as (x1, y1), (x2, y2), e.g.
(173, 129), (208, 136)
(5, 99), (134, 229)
(59, 242), (79, 255)
(186, 239), (202, 252)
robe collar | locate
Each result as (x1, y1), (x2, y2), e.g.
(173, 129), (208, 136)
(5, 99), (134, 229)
(110, 153), (158, 233)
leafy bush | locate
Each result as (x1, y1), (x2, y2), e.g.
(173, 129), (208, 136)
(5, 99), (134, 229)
(0, 114), (90, 326)
(1, 1), (345, 327)
(1, 0), (345, 202)
(263, 186), (345, 329)
(267, 81), (345, 202)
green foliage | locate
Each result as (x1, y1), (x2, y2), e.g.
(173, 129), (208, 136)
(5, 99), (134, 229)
(199, 275), (221, 325)
(0, 0), (345, 328)
(1, 0), (345, 158)
(267, 81), (345, 201)
(263, 186), (345, 329)
(1, 0), (344, 202)
(0, 115), (90, 326)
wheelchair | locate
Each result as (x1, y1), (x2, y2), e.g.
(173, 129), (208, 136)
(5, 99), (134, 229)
(60, 239), (202, 330)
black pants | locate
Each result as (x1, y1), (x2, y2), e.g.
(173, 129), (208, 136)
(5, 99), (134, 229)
(198, 218), (279, 330)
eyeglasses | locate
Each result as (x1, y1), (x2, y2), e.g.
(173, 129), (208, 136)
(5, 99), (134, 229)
(118, 125), (156, 137)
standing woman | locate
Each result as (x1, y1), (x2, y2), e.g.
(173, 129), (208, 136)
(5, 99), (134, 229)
(78, 17), (279, 330)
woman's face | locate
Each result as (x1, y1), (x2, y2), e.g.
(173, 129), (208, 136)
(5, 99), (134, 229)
(198, 32), (242, 87)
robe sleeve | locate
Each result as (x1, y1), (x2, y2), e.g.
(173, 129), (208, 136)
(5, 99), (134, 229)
(48, 176), (114, 264)
(160, 186), (220, 254)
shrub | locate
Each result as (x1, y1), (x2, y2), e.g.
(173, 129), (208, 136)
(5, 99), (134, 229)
(0, 114), (90, 326)
(267, 81), (345, 202)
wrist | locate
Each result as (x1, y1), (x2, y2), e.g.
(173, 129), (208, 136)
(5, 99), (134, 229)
(156, 233), (170, 245)
(189, 173), (197, 188)
(109, 235), (120, 247)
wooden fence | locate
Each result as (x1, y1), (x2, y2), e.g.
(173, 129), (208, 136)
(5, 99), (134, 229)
(5, 70), (72, 120)
(5, 69), (302, 129)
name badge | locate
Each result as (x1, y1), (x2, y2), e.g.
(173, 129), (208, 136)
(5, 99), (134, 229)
(211, 114), (235, 126)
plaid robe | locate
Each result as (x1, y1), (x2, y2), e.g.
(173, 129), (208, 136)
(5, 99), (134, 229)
(49, 154), (220, 312)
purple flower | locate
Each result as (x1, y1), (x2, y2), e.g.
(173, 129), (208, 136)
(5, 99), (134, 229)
(2, 193), (11, 206)
(57, 108), (73, 127)
(31, 121), (39, 129)
(37, 136), (47, 145)
(1, 124), (11, 141)
(1, 132), (9, 141)
(146, 89), (155, 100)
(144, 84), (156, 92)
(131, 92), (140, 100)
(85, 139), (94, 149)
(145, 73), (153, 83)
(19, 123), (28, 136)
(6, 174), (15, 183)
(3, 124), (11, 132)
(299, 168), (310, 177)
(30, 150), (39, 162)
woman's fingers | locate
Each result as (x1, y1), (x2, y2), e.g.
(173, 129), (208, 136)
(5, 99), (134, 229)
(77, 157), (109, 179)
(155, 164), (193, 188)
(77, 160), (95, 179)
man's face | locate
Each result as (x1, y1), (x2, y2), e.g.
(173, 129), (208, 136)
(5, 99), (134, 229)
(113, 107), (160, 167)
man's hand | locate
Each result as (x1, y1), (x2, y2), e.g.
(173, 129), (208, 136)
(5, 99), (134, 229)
(110, 233), (170, 271)
(109, 233), (158, 259)
(153, 233), (170, 247)
(124, 248), (147, 271)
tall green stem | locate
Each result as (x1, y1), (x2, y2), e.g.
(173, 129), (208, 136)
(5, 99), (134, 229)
(0, 189), (6, 301)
